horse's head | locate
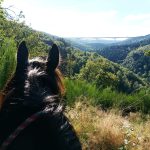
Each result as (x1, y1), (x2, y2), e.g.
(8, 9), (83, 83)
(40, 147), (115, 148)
(3, 41), (64, 108)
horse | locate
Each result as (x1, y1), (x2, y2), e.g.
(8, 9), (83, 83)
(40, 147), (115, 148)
(0, 41), (82, 150)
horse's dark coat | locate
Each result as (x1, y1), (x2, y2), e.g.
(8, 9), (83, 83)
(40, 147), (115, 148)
(0, 42), (81, 150)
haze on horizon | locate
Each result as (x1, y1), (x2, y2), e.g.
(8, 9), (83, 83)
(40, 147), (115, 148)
(3, 0), (150, 38)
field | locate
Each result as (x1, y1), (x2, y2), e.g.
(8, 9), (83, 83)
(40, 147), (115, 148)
(66, 100), (150, 150)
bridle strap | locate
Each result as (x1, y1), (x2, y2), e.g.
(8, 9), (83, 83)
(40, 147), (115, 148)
(0, 110), (49, 150)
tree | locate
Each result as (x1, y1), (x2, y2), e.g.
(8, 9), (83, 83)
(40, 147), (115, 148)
(0, 38), (16, 90)
(78, 59), (119, 89)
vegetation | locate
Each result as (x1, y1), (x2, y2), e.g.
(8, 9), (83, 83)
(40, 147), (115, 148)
(1, 1), (150, 149)
(0, 0), (150, 111)
(0, 2), (69, 88)
(95, 35), (150, 63)
(66, 101), (150, 150)
(78, 56), (146, 93)
(0, 38), (16, 90)
(61, 48), (147, 93)
(122, 45), (150, 81)
(65, 79), (150, 114)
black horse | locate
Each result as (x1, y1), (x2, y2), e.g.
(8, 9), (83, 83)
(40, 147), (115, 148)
(0, 42), (81, 150)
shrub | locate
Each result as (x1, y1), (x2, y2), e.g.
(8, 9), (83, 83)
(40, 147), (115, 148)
(0, 38), (16, 91)
(64, 79), (150, 114)
(64, 79), (98, 105)
(66, 101), (150, 150)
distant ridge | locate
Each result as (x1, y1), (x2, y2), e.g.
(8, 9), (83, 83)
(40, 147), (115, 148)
(67, 34), (150, 39)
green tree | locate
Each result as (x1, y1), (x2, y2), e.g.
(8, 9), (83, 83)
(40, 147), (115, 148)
(79, 59), (119, 89)
(0, 38), (16, 90)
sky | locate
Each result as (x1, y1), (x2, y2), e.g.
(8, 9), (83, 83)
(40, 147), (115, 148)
(2, 0), (150, 37)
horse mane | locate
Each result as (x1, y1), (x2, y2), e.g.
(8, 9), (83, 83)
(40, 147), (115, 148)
(0, 61), (65, 110)
(0, 69), (65, 109)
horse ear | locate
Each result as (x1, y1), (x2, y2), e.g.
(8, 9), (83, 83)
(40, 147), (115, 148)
(16, 41), (28, 71)
(47, 44), (59, 72)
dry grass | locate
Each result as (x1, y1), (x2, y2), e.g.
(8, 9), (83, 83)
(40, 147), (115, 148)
(66, 99), (150, 150)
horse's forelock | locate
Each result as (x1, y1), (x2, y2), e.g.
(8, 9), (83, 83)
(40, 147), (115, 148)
(1, 57), (65, 109)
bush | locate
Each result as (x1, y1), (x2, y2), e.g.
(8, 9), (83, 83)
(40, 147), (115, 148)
(0, 38), (16, 91)
(64, 79), (150, 114)
(66, 101), (150, 150)
(64, 78), (98, 105)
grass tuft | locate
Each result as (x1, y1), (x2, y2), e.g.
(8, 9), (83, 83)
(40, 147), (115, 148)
(66, 100), (150, 150)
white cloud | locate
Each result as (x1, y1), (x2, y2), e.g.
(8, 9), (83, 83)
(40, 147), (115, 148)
(124, 13), (150, 22)
(2, 0), (150, 37)
(120, 13), (150, 37)
(24, 9), (118, 37)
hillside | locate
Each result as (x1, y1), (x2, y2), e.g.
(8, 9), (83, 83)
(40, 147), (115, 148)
(67, 35), (150, 69)
(45, 43), (147, 93)
(67, 35), (150, 84)
(96, 35), (150, 63)
(0, 3), (149, 96)
(1, 2), (150, 150)
(0, 15), (148, 94)
(66, 37), (119, 51)
(122, 45), (150, 81)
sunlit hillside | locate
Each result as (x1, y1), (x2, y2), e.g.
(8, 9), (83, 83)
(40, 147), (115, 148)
(1, 1), (150, 149)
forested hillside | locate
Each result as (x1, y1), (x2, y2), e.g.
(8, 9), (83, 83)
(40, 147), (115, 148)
(122, 45), (150, 80)
(96, 35), (150, 63)
(0, 5), (147, 94)
(1, 1), (150, 149)
(70, 35), (150, 84)
(68, 35), (150, 83)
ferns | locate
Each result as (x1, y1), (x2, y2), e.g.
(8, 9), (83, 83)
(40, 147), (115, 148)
(65, 79), (150, 114)
(0, 38), (16, 91)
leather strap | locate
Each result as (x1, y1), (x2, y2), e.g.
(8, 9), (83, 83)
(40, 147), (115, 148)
(0, 110), (49, 150)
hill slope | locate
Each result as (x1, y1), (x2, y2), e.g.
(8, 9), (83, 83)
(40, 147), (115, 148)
(122, 45), (150, 81)
(96, 35), (150, 63)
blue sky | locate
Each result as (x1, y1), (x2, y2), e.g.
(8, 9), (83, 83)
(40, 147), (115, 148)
(3, 0), (150, 37)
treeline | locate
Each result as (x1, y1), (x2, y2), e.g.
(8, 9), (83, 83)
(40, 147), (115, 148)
(0, 2), (70, 89)
(0, 2), (148, 93)
(65, 79), (150, 114)
(63, 49), (147, 93)
(1, 1), (150, 114)
(96, 36), (150, 63)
